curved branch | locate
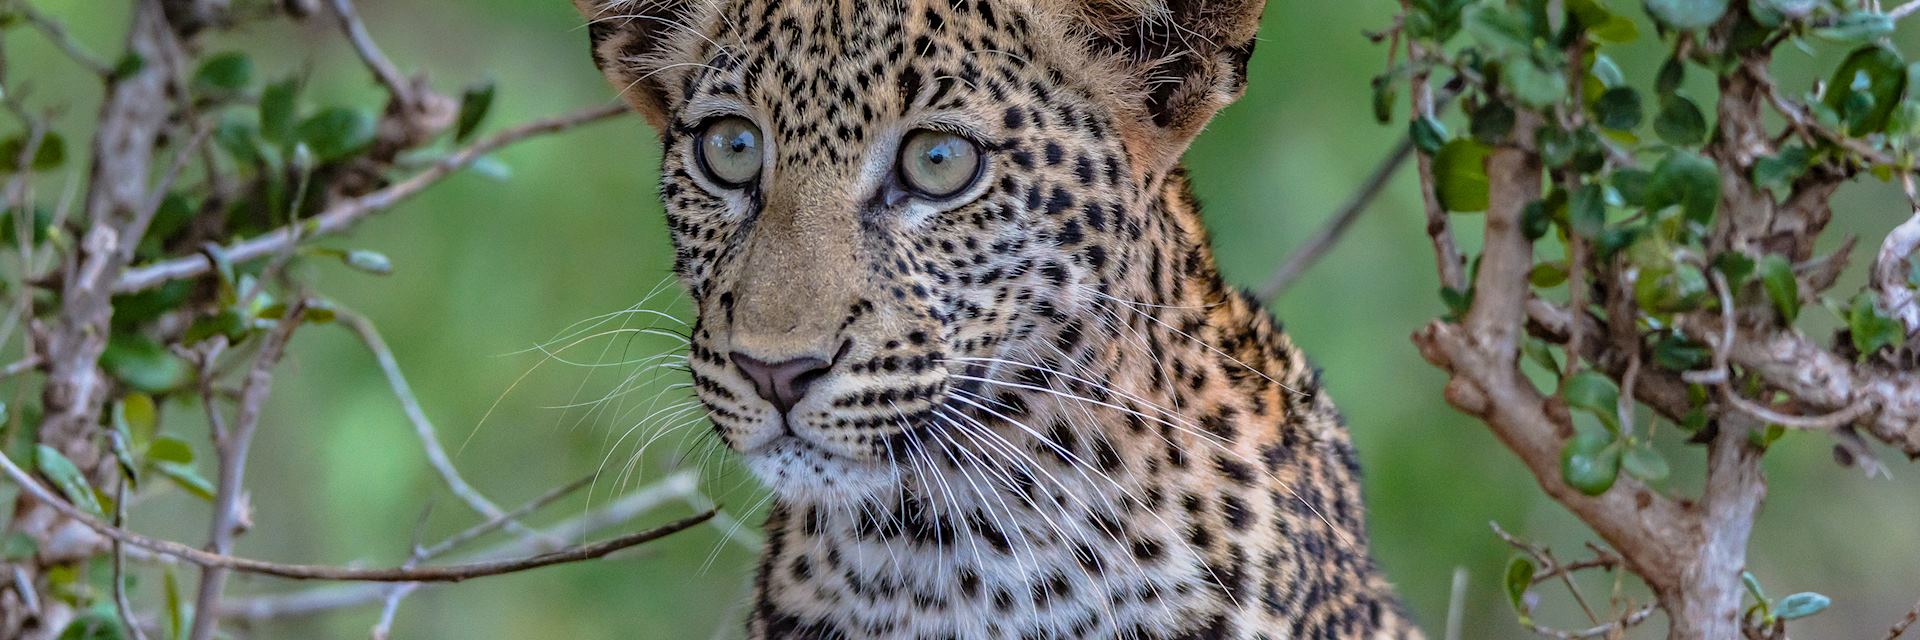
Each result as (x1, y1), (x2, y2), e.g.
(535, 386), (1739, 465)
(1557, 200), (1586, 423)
(113, 102), (629, 294)
(0, 448), (712, 583)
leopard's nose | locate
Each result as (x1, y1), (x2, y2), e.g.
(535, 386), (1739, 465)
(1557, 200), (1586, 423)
(730, 352), (832, 414)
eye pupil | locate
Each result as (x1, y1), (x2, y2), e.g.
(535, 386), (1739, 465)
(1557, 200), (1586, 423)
(698, 117), (764, 187)
(899, 131), (982, 199)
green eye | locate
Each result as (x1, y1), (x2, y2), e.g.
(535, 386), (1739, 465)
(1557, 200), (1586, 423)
(898, 130), (982, 199)
(697, 117), (763, 187)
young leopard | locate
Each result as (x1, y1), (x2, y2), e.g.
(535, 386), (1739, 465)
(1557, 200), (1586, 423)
(573, 0), (1421, 637)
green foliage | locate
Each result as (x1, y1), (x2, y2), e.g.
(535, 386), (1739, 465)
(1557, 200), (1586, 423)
(34, 445), (103, 517)
(1504, 555), (1536, 623)
(0, 131), (66, 172)
(1433, 139), (1491, 211)
(298, 107), (378, 163)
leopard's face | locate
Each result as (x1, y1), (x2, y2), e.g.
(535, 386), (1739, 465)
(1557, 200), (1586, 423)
(578, 0), (1262, 505)
(643, 2), (1139, 504)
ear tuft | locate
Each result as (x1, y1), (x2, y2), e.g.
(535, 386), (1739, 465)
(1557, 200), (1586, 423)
(573, 0), (705, 130)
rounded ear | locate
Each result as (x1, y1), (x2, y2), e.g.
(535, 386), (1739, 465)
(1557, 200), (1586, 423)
(1067, 0), (1267, 175)
(573, 0), (707, 131)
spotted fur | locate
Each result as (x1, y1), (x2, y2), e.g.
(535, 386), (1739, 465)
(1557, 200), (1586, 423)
(573, 0), (1421, 637)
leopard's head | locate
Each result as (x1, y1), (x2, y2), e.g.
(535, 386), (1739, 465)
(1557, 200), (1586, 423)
(573, 0), (1266, 504)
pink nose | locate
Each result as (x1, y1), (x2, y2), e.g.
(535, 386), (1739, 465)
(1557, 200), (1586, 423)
(729, 352), (832, 413)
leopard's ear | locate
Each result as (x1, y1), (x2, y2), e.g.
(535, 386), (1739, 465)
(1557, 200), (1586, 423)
(1056, 0), (1267, 174)
(573, 0), (710, 131)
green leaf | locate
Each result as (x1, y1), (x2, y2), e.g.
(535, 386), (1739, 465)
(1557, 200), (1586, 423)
(1813, 12), (1896, 43)
(1751, 146), (1810, 195)
(1645, 151), (1719, 225)
(1569, 183), (1607, 239)
(1593, 87), (1643, 130)
(1636, 263), (1710, 313)
(1562, 370), (1621, 429)
(57, 612), (125, 640)
(1653, 96), (1708, 146)
(213, 111), (263, 166)
(259, 76), (301, 145)
(1503, 60), (1566, 109)
(110, 52), (146, 81)
(2, 532), (36, 561)
(1371, 76), (1397, 124)
(0, 131), (66, 172)
(1434, 139), (1492, 212)
(1613, 169), (1652, 206)
(1849, 293), (1906, 356)
(1504, 555), (1536, 621)
(1440, 286), (1474, 319)
(1622, 446), (1671, 482)
(1755, 0), (1818, 20)
(1758, 255), (1800, 323)
(35, 445), (104, 517)
(1530, 261), (1569, 287)
(1653, 334), (1712, 370)
(1523, 338), (1561, 373)
(1822, 45), (1907, 136)
(1568, 0), (1638, 42)
(155, 462), (215, 501)
(455, 81), (496, 143)
(1410, 116), (1450, 154)
(1589, 54), (1625, 89)
(1465, 4), (1537, 53)
(1743, 571), (1770, 603)
(1655, 57), (1686, 97)
(343, 250), (394, 275)
(100, 334), (191, 393)
(1644, 0), (1727, 29)
(1560, 429), (1621, 496)
(1775, 592), (1831, 620)
(146, 436), (195, 465)
(297, 107), (378, 163)
(1470, 102), (1516, 144)
(192, 51), (253, 97)
(165, 569), (187, 640)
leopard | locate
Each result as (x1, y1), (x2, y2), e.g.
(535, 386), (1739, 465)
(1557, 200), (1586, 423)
(569, 0), (1423, 637)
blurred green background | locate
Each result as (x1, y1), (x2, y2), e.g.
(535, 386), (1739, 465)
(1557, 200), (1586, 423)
(8, 1), (1920, 638)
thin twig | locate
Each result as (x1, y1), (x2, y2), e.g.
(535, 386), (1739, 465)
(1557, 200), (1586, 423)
(1722, 392), (1874, 431)
(189, 300), (309, 640)
(1258, 137), (1413, 300)
(218, 471), (699, 620)
(1890, 0), (1920, 21)
(326, 0), (411, 104)
(114, 102), (628, 294)
(337, 309), (557, 547)
(1526, 604), (1658, 640)
(17, 1), (114, 76)
(1889, 594), (1920, 639)
(111, 478), (149, 640)
(0, 447), (714, 583)
(0, 356), (42, 380)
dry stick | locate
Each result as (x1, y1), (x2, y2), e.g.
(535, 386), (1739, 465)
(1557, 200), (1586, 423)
(1890, 0), (1920, 21)
(337, 309), (557, 547)
(1257, 137), (1413, 301)
(326, 0), (412, 105)
(368, 475), (595, 639)
(0, 448), (714, 583)
(188, 300), (309, 640)
(1890, 595), (1920, 639)
(218, 470), (703, 620)
(111, 478), (150, 640)
(1526, 604), (1657, 640)
(114, 102), (629, 294)
(17, 1), (113, 76)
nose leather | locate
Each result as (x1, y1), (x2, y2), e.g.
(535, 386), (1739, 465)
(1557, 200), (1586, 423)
(730, 352), (832, 413)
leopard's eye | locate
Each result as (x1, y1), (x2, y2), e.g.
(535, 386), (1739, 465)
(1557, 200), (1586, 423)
(697, 117), (763, 188)
(898, 130), (982, 199)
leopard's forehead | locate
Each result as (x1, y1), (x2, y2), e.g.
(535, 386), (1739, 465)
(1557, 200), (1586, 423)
(669, 0), (1102, 167)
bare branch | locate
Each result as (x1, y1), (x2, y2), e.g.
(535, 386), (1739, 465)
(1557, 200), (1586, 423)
(111, 478), (149, 640)
(1526, 605), (1657, 640)
(1890, 594), (1920, 639)
(0, 448), (714, 583)
(17, 1), (113, 76)
(326, 0), (410, 104)
(114, 102), (629, 294)
(1873, 205), (1920, 335)
(337, 309), (558, 547)
(189, 300), (308, 640)
(1258, 138), (1412, 300)
(217, 471), (702, 620)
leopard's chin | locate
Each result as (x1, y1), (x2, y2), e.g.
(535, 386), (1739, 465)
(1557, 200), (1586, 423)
(744, 435), (903, 506)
